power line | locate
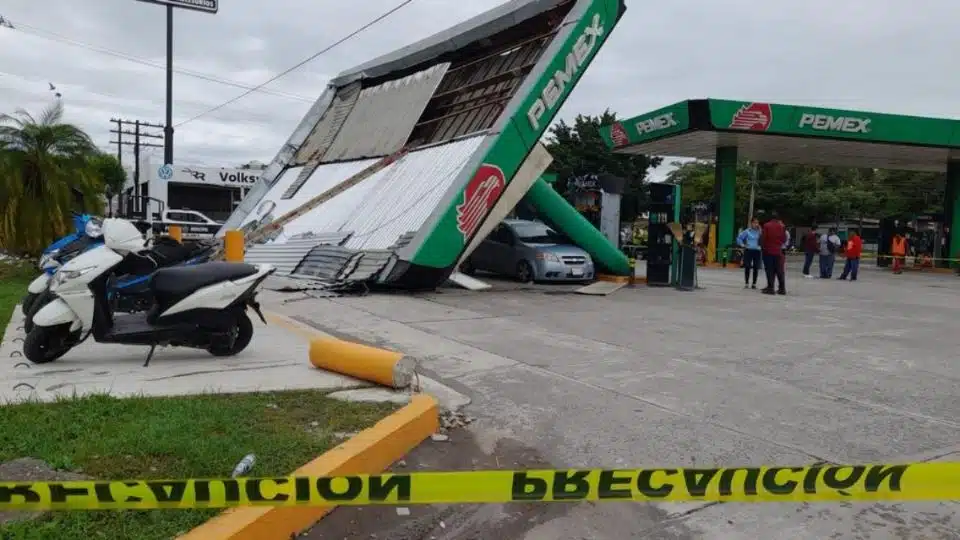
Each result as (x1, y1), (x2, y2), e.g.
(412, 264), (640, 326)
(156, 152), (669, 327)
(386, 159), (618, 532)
(0, 16), (313, 103)
(174, 0), (416, 128)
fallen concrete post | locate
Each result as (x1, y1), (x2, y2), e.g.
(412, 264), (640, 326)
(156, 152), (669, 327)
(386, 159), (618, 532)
(309, 338), (416, 389)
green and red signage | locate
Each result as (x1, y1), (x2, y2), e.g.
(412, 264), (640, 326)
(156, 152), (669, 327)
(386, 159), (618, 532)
(709, 99), (960, 147)
(599, 101), (690, 148)
(410, 0), (625, 269)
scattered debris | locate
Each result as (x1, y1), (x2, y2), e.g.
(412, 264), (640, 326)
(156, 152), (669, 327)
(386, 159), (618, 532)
(430, 433), (449, 442)
(438, 410), (474, 432)
(266, 403), (279, 409)
(231, 453), (256, 478)
(395, 507), (410, 516)
(333, 431), (359, 439)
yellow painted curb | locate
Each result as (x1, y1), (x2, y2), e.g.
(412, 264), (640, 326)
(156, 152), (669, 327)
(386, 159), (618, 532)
(310, 338), (415, 389)
(263, 311), (325, 341)
(177, 394), (440, 540)
(597, 274), (646, 285)
(596, 274), (631, 283)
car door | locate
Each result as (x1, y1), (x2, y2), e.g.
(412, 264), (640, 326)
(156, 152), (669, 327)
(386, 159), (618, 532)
(487, 225), (518, 275)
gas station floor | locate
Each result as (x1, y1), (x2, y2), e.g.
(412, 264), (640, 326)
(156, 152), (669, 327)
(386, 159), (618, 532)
(274, 261), (960, 539)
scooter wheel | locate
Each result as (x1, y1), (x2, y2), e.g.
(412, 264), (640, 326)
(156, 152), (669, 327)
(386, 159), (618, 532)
(23, 324), (77, 364)
(21, 293), (38, 316)
(208, 312), (254, 357)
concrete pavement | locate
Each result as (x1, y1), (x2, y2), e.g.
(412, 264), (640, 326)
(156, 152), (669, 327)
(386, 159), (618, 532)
(274, 262), (960, 539)
(0, 306), (465, 408)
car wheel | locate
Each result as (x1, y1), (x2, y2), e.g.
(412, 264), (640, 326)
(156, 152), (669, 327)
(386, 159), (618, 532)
(516, 261), (534, 283)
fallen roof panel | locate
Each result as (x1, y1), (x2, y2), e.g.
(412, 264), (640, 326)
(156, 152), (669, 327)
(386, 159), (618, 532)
(341, 135), (487, 251)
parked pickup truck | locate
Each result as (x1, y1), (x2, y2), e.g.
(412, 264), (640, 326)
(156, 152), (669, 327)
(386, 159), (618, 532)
(158, 209), (223, 239)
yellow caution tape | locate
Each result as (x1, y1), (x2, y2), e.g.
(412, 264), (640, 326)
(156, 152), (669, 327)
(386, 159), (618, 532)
(1, 462), (958, 511)
(875, 253), (960, 262)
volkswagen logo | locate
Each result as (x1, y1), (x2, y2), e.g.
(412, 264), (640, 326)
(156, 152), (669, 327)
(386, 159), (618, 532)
(158, 164), (173, 180)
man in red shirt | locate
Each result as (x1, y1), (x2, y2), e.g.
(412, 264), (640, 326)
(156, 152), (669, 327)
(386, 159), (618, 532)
(838, 229), (863, 281)
(760, 211), (787, 295)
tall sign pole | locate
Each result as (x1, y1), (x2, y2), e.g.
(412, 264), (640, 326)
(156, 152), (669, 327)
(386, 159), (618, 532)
(165, 5), (174, 165)
(134, 0), (219, 167)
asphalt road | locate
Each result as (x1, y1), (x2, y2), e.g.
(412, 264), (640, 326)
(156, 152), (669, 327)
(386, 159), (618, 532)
(277, 263), (960, 539)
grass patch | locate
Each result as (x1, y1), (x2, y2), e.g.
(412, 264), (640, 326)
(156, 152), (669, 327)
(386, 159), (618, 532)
(0, 258), (34, 336)
(0, 391), (399, 539)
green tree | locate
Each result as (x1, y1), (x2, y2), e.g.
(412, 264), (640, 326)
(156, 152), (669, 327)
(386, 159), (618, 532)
(89, 152), (127, 216)
(544, 110), (662, 221)
(0, 101), (104, 255)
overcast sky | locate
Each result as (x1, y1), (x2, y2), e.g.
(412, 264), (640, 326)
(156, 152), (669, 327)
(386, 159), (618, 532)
(0, 0), (951, 179)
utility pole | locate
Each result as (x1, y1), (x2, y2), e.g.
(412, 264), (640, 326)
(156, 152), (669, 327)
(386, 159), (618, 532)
(110, 118), (163, 218)
(110, 118), (124, 166)
(747, 161), (759, 226)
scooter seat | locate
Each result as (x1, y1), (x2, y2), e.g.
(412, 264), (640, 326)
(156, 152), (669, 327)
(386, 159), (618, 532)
(150, 262), (259, 304)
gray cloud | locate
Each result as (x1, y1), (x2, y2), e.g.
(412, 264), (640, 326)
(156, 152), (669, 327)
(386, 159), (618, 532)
(1, 0), (958, 172)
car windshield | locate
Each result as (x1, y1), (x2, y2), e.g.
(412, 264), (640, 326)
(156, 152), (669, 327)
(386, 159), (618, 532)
(511, 223), (566, 244)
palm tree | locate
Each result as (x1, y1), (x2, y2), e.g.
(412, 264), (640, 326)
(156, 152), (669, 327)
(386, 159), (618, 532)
(0, 100), (104, 255)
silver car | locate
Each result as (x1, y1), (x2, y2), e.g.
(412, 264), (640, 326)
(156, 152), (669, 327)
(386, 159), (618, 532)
(460, 219), (595, 282)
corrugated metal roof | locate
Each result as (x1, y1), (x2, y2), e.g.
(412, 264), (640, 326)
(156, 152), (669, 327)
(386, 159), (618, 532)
(244, 238), (317, 275)
(285, 231), (351, 244)
(340, 250), (395, 282)
(322, 64), (450, 163)
(340, 135), (486, 250)
(218, 86), (337, 233)
(387, 231), (417, 251)
(292, 245), (358, 281)
(240, 159), (378, 232)
(291, 82), (361, 167)
(245, 233), (352, 275)
(239, 166), (303, 229)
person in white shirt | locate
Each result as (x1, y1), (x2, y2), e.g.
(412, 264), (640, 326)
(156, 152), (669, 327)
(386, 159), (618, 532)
(818, 228), (842, 278)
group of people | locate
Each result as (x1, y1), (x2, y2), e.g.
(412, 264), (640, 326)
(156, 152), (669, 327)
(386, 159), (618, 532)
(798, 226), (863, 280)
(736, 215), (864, 295)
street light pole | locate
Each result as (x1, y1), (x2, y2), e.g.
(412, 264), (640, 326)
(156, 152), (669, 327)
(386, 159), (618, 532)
(164, 4), (174, 165)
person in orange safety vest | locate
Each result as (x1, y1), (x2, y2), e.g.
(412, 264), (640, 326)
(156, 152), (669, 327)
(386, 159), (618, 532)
(891, 233), (907, 274)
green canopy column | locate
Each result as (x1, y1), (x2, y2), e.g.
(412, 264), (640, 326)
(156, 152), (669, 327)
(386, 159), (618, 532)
(523, 177), (632, 276)
(947, 161), (960, 268)
(715, 146), (738, 262)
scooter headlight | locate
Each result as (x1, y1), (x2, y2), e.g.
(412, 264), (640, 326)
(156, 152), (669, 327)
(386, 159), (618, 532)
(85, 219), (103, 238)
(51, 265), (97, 290)
(38, 250), (59, 270)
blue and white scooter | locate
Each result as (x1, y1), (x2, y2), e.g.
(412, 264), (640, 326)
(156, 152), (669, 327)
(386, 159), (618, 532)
(22, 214), (103, 316)
(22, 217), (216, 332)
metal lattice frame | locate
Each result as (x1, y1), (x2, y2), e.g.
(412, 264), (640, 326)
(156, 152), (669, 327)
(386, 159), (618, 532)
(407, 3), (573, 145)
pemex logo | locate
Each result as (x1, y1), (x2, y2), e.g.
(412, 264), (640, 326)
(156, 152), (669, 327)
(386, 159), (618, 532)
(729, 102), (772, 131)
(456, 164), (505, 241)
(610, 122), (630, 147)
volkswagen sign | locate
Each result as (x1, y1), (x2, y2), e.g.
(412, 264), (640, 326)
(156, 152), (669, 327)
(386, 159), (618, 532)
(158, 164), (173, 180)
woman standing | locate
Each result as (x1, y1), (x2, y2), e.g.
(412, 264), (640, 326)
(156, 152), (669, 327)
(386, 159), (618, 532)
(737, 217), (762, 289)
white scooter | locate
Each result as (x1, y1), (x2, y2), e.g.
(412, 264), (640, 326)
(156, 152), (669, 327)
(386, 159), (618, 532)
(25, 218), (275, 366)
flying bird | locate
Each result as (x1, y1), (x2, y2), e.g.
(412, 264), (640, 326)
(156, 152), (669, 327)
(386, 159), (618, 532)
(49, 82), (56, 91)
